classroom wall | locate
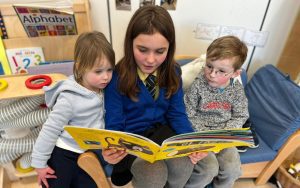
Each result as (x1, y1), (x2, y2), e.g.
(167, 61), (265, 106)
(106, 0), (269, 71)
(0, 0), (299, 78)
(247, 0), (299, 78)
(89, 0), (299, 78)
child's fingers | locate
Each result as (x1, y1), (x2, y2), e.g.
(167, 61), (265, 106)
(102, 148), (127, 164)
(46, 174), (57, 179)
(47, 167), (56, 174)
(41, 178), (49, 188)
(188, 152), (208, 164)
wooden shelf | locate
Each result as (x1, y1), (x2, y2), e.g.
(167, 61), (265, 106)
(0, 0), (92, 184)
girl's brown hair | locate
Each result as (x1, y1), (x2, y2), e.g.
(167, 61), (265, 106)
(73, 31), (115, 84)
(115, 5), (180, 101)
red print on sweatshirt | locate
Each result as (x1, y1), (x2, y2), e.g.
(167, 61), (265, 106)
(203, 102), (231, 110)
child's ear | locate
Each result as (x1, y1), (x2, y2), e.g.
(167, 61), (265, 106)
(75, 62), (79, 70)
(231, 69), (241, 78)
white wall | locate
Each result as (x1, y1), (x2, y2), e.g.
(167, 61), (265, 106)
(88, 0), (110, 42)
(1, 0), (298, 77)
(247, 0), (300, 77)
(87, 0), (299, 77)
(98, 0), (270, 70)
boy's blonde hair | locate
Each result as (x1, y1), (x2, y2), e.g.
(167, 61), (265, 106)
(206, 35), (248, 70)
(73, 31), (115, 84)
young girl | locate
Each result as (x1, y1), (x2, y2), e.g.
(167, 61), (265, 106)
(102, 5), (206, 188)
(31, 31), (115, 188)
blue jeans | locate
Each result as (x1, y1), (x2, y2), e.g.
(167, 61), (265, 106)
(185, 147), (241, 188)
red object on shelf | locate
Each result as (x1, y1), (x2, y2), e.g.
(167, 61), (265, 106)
(25, 75), (52, 89)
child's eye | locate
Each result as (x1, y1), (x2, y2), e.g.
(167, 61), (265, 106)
(156, 49), (165, 54)
(138, 47), (147, 53)
(206, 64), (213, 69)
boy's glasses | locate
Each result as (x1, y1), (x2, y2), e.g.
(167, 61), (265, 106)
(205, 64), (233, 77)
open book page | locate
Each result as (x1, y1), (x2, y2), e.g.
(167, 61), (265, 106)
(164, 128), (253, 142)
(64, 126), (161, 163)
(155, 128), (254, 160)
(65, 126), (254, 163)
(156, 138), (251, 160)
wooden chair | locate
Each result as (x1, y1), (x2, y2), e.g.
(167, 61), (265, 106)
(240, 130), (300, 185)
(77, 151), (112, 188)
(238, 65), (300, 185)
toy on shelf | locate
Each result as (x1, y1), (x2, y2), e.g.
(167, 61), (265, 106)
(0, 73), (65, 100)
(288, 162), (300, 180)
(25, 75), (52, 89)
(0, 78), (8, 91)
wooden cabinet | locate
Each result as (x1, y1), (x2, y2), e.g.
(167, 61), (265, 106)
(0, 1), (92, 187)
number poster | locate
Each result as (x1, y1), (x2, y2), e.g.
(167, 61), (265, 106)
(6, 47), (45, 74)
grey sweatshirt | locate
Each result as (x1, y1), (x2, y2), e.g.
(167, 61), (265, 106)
(31, 76), (105, 168)
(184, 71), (249, 131)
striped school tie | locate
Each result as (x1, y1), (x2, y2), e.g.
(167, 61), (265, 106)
(145, 74), (156, 99)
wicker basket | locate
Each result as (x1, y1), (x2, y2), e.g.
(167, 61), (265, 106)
(275, 152), (300, 188)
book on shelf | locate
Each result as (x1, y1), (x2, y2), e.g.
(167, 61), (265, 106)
(64, 126), (254, 163)
(0, 11), (8, 39)
(0, 37), (11, 75)
(6, 47), (45, 74)
(13, 1), (77, 37)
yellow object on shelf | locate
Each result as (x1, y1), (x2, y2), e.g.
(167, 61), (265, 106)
(0, 37), (11, 75)
(0, 78), (8, 91)
(15, 160), (34, 174)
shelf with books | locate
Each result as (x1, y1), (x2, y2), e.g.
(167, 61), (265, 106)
(0, 0), (91, 65)
(0, 0), (91, 183)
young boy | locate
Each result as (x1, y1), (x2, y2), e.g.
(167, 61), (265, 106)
(184, 35), (249, 188)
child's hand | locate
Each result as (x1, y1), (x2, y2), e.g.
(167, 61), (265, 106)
(188, 152), (208, 164)
(35, 167), (57, 188)
(102, 148), (127, 164)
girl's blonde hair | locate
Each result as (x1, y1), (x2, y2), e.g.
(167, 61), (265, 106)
(73, 31), (115, 84)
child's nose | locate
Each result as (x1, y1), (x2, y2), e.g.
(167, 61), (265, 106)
(146, 53), (155, 63)
(209, 69), (218, 77)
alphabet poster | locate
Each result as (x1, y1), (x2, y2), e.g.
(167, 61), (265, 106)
(14, 5), (77, 37)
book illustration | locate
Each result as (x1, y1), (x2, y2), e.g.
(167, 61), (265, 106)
(6, 47), (45, 74)
(13, 4), (77, 37)
(0, 11), (8, 39)
(106, 137), (154, 155)
(0, 37), (11, 75)
(64, 126), (254, 163)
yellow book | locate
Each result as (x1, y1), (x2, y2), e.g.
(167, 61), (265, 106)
(0, 37), (11, 75)
(65, 126), (254, 163)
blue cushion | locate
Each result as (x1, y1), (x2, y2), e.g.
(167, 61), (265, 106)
(240, 133), (277, 164)
(245, 64), (300, 151)
(240, 69), (247, 87)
